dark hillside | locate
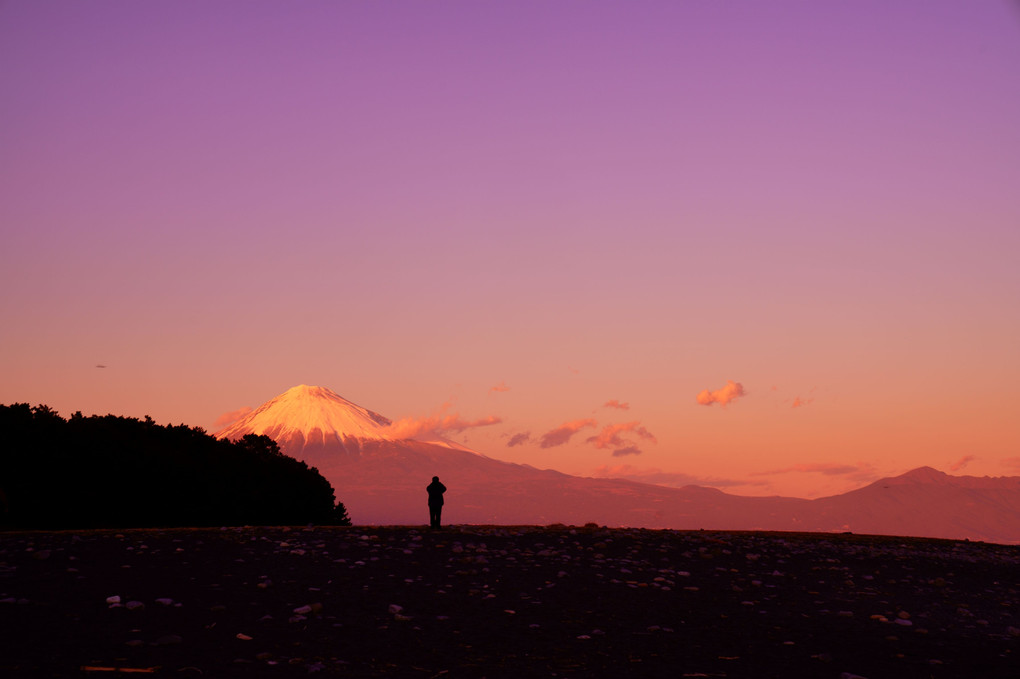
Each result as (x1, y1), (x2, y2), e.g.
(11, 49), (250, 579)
(0, 404), (348, 528)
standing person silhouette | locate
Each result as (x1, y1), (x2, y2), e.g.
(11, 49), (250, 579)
(427, 476), (447, 529)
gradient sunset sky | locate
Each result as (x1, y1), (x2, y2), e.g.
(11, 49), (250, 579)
(3, 1), (1019, 499)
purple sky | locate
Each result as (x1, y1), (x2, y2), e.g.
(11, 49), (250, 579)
(2, 1), (1019, 498)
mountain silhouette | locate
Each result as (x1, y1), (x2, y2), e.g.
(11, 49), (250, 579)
(216, 386), (1020, 543)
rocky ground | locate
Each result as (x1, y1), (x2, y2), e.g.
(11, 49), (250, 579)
(1, 525), (1018, 678)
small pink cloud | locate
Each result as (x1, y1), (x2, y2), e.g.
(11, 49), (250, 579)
(387, 404), (503, 439)
(696, 381), (746, 407)
(489, 381), (510, 393)
(949, 455), (976, 472)
(506, 432), (531, 447)
(790, 386), (817, 408)
(215, 406), (253, 428)
(586, 421), (657, 450)
(585, 421), (657, 457)
(603, 399), (630, 410)
(539, 419), (597, 448)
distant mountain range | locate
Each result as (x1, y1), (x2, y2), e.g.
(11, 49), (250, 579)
(216, 386), (1020, 543)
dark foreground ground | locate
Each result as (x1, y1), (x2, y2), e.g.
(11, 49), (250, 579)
(1, 526), (1017, 678)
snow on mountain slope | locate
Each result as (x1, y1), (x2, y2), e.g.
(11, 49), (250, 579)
(214, 384), (473, 457)
(215, 385), (393, 441)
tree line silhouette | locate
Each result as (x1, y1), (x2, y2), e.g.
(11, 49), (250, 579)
(0, 403), (352, 529)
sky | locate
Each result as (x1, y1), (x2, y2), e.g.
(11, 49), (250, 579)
(2, 1), (1019, 499)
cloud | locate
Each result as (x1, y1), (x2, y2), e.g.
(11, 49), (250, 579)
(584, 421), (657, 458)
(489, 381), (510, 393)
(949, 455), (976, 472)
(539, 419), (597, 448)
(790, 386), (817, 408)
(586, 421), (657, 450)
(535, 418), (657, 455)
(1003, 457), (1020, 470)
(592, 464), (755, 489)
(386, 404), (503, 439)
(506, 432), (532, 447)
(750, 462), (880, 487)
(215, 406), (253, 428)
(696, 381), (746, 407)
(603, 399), (630, 410)
(751, 463), (862, 477)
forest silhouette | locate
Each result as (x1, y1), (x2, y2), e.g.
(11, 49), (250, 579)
(0, 403), (351, 529)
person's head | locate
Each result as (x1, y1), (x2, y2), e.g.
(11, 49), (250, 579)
(432, 476), (439, 482)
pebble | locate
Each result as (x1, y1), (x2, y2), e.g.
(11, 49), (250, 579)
(155, 634), (183, 646)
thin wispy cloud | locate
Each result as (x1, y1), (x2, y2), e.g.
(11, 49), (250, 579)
(539, 419), (597, 448)
(696, 380), (746, 407)
(387, 404), (503, 439)
(949, 455), (976, 472)
(592, 464), (754, 489)
(750, 462), (880, 487)
(790, 386), (817, 408)
(506, 432), (532, 447)
(751, 463), (862, 476)
(603, 399), (630, 410)
(1003, 457), (1020, 470)
(489, 381), (510, 393)
(612, 446), (641, 457)
(215, 406), (253, 428)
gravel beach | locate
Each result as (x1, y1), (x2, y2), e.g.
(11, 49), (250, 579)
(2, 526), (1017, 678)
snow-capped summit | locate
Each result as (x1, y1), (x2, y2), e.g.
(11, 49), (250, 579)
(215, 384), (471, 459)
(215, 385), (399, 453)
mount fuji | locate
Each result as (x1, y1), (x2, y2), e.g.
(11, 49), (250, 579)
(215, 386), (1020, 542)
(214, 385), (467, 456)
